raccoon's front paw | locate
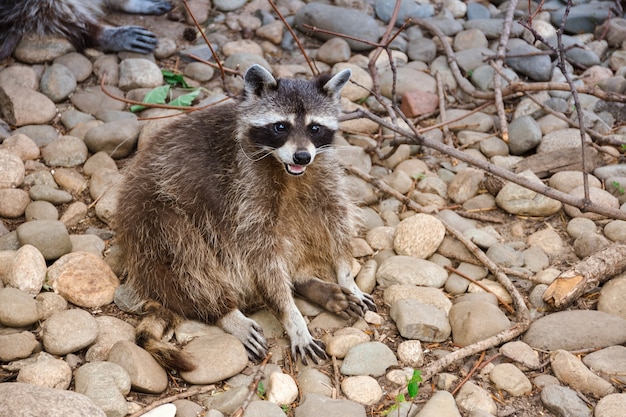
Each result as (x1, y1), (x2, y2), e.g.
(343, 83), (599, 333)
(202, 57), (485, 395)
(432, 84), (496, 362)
(131, 0), (172, 15)
(218, 310), (268, 361)
(291, 336), (327, 366)
(100, 26), (158, 54)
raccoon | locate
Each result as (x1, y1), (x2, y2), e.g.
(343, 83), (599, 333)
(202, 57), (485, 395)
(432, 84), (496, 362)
(114, 65), (376, 369)
(0, 0), (171, 61)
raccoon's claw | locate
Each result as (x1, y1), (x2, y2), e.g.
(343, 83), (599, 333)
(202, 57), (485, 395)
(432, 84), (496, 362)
(244, 322), (268, 362)
(100, 26), (158, 54)
(293, 338), (327, 366)
(135, 0), (172, 15)
(360, 292), (377, 312)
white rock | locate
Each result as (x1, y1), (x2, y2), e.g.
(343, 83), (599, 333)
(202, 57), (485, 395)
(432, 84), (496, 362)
(397, 340), (424, 368)
(267, 372), (299, 405)
(139, 404), (176, 417)
(6, 244), (46, 295)
(394, 214), (446, 259)
(341, 375), (383, 405)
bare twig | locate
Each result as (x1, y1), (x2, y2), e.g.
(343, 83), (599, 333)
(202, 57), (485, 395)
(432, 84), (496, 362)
(444, 265), (515, 314)
(127, 384), (216, 417)
(231, 353), (273, 417)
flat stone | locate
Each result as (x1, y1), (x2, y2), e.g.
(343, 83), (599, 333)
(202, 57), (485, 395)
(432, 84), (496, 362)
(582, 345), (626, 384)
(180, 334), (248, 384)
(550, 349), (615, 397)
(594, 393), (626, 417)
(86, 315), (136, 362)
(108, 341), (169, 394)
(0, 189), (32, 218)
(496, 170), (562, 217)
(598, 275), (626, 320)
(523, 310), (626, 351)
(74, 361), (131, 417)
(16, 220), (72, 261)
(455, 382), (497, 415)
(0, 331), (38, 362)
(295, 393), (365, 417)
(540, 384), (591, 417)
(0, 149), (25, 188)
(16, 352), (72, 389)
(500, 341), (541, 370)
(414, 390), (461, 417)
(377, 256), (448, 288)
(340, 342), (398, 377)
(449, 300), (511, 347)
(324, 327), (370, 359)
(489, 363), (532, 396)
(0, 382), (106, 417)
(390, 299), (450, 342)
(297, 368), (333, 397)
(383, 285), (452, 315)
(0, 83), (57, 127)
(42, 308), (99, 355)
(564, 186), (619, 220)
(0, 287), (41, 327)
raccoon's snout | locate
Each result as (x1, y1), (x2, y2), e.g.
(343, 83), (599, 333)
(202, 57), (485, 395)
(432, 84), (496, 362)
(293, 151), (311, 166)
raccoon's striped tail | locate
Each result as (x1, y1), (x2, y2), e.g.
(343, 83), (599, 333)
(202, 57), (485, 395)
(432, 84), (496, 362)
(135, 301), (196, 372)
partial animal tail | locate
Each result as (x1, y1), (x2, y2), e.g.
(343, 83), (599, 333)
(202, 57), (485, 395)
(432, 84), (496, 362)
(135, 301), (196, 372)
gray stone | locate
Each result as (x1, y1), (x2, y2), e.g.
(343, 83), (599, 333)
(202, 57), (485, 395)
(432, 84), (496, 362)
(295, 393), (365, 417)
(375, 0), (434, 25)
(583, 345), (626, 384)
(489, 363), (532, 396)
(574, 233), (611, 258)
(341, 375), (383, 405)
(538, 128), (589, 154)
(16, 352), (72, 389)
(84, 120), (142, 159)
(40, 63), (77, 103)
(0, 382), (106, 417)
(383, 285), (452, 314)
(594, 393), (626, 417)
(541, 384), (591, 417)
(0, 84), (57, 127)
(496, 170), (562, 217)
(500, 341), (541, 370)
(508, 116), (542, 155)
(414, 390), (460, 417)
(108, 340), (168, 394)
(180, 334), (248, 384)
(118, 58), (162, 90)
(324, 327), (370, 359)
(455, 382), (497, 415)
(74, 361), (131, 417)
(41, 135), (88, 167)
(448, 168), (484, 204)
(449, 301), (511, 347)
(523, 310), (626, 351)
(28, 185), (73, 205)
(506, 40), (552, 81)
(549, 171), (602, 194)
(598, 275), (626, 320)
(86, 315), (136, 362)
(566, 217), (598, 239)
(377, 256), (448, 288)
(464, 18), (524, 39)
(0, 331), (38, 362)
(563, 186), (619, 220)
(36, 292), (68, 320)
(5, 244), (46, 295)
(295, 4), (380, 51)
(25, 200), (59, 221)
(341, 342), (398, 377)
(316, 38), (351, 65)
(390, 299), (450, 342)
(42, 308), (99, 355)
(485, 244), (524, 267)
(298, 368), (333, 397)
(551, 2), (614, 34)
(0, 287), (41, 327)
(242, 400), (286, 417)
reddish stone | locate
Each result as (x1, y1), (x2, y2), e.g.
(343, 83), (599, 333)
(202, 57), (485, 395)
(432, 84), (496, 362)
(400, 89), (439, 117)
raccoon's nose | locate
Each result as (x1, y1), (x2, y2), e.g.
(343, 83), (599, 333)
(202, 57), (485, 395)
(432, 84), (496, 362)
(293, 151), (311, 166)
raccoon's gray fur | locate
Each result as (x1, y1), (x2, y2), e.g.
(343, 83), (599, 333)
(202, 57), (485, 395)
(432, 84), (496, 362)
(0, 0), (171, 61)
(114, 65), (376, 369)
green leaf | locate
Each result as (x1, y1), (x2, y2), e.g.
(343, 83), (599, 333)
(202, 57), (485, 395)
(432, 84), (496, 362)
(130, 85), (171, 112)
(168, 88), (200, 107)
(395, 393), (406, 403)
(162, 69), (190, 88)
(407, 369), (422, 399)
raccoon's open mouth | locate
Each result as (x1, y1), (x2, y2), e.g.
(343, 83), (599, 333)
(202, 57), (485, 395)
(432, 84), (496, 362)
(285, 164), (307, 176)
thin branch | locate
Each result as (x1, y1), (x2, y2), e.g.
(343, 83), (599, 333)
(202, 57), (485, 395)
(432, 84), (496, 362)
(231, 352), (273, 417)
(127, 384), (216, 417)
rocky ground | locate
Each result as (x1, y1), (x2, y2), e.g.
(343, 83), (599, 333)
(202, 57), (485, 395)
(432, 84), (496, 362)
(1, 0), (626, 416)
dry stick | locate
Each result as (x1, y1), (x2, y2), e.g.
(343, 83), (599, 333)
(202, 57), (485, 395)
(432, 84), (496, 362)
(413, 19), (626, 103)
(435, 72), (452, 146)
(187, 53), (239, 75)
(181, 0), (226, 86)
(268, 0), (318, 76)
(346, 107), (626, 221)
(231, 352), (273, 417)
(127, 384), (216, 417)
(491, 0), (520, 143)
(444, 265), (514, 314)
(344, 165), (530, 382)
(450, 351), (486, 397)
(543, 242), (626, 309)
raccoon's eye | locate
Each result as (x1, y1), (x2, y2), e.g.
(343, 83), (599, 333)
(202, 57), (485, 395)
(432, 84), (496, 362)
(273, 122), (289, 133)
(309, 124), (322, 135)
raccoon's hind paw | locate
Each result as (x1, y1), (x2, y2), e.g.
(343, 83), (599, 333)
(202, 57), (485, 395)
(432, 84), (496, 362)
(99, 26), (158, 54)
(358, 291), (377, 312)
(292, 338), (327, 366)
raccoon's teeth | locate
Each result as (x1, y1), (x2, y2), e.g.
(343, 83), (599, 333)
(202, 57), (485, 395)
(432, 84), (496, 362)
(285, 164), (306, 175)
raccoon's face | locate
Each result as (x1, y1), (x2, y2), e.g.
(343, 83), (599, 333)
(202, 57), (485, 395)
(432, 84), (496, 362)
(239, 65), (351, 176)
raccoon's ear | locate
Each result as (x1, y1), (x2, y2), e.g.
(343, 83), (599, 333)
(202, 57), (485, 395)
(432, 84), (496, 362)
(322, 69), (352, 100)
(243, 64), (277, 98)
